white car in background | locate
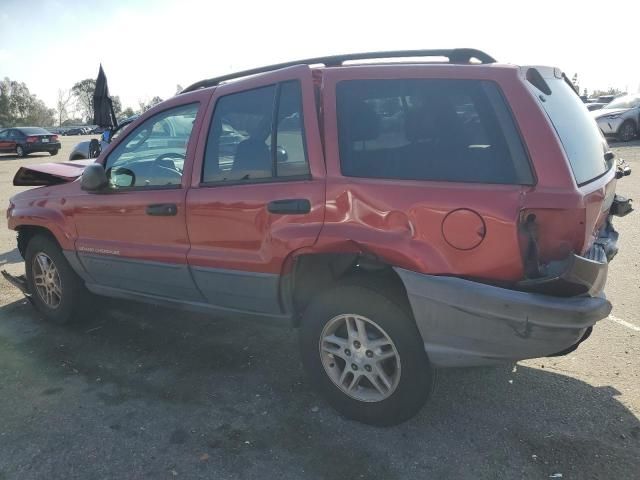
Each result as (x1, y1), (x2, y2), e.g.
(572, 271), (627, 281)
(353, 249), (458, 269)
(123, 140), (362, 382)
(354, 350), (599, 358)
(591, 94), (640, 142)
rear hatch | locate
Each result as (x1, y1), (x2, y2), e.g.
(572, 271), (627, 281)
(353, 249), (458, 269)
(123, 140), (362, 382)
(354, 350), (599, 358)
(524, 67), (616, 255)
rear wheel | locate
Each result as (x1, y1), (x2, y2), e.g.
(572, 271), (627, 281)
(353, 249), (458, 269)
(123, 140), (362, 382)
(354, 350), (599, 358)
(617, 120), (637, 142)
(16, 145), (26, 157)
(50, 149), (59, 156)
(299, 283), (434, 426)
(25, 235), (90, 324)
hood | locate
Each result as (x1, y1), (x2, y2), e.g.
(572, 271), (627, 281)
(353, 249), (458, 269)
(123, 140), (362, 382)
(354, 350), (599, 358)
(591, 107), (630, 119)
(13, 159), (94, 186)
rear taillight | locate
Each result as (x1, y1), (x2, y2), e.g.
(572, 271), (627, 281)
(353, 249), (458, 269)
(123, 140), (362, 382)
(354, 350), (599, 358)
(51, 135), (58, 142)
(26, 136), (38, 143)
(518, 208), (585, 278)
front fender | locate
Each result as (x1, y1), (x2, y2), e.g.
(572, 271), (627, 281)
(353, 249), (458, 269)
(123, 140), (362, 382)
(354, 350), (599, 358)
(69, 141), (90, 160)
(8, 206), (76, 250)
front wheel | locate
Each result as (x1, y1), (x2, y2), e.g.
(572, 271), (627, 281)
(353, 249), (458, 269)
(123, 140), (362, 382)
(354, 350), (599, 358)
(299, 283), (434, 426)
(617, 121), (637, 142)
(25, 234), (90, 324)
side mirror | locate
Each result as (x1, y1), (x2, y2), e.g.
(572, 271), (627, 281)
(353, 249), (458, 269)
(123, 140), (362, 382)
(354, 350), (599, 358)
(81, 163), (108, 191)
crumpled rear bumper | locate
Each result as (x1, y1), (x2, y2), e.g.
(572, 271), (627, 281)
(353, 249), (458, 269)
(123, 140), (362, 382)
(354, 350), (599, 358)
(396, 267), (611, 367)
(395, 218), (620, 367)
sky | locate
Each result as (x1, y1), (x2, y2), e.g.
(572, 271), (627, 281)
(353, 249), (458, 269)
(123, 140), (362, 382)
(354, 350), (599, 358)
(1, 0), (639, 112)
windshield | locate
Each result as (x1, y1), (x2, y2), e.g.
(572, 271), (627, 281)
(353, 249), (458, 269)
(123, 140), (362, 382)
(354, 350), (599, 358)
(605, 95), (640, 110)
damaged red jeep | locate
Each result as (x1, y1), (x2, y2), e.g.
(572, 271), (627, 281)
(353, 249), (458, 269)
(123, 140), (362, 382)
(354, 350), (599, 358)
(4, 49), (633, 425)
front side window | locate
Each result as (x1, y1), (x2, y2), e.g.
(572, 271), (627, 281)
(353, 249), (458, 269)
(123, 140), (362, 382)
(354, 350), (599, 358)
(337, 79), (533, 185)
(104, 103), (199, 188)
(202, 80), (309, 184)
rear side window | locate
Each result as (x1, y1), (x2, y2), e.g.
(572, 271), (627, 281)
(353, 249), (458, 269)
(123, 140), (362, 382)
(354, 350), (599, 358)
(202, 80), (310, 184)
(526, 69), (610, 186)
(336, 79), (533, 185)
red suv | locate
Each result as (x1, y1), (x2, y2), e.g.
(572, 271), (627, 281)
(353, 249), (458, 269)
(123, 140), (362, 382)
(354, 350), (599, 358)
(4, 49), (632, 425)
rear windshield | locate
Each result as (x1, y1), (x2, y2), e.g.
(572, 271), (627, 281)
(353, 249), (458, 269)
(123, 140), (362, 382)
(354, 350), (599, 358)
(336, 79), (533, 185)
(526, 69), (610, 186)
(19, 127), (51, 135)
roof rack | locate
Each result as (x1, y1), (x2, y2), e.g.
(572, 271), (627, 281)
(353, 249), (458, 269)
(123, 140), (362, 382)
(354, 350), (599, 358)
(181, 48), (496, 93)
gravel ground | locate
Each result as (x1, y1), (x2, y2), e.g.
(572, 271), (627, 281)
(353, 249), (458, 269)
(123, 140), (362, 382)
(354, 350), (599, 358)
(0, 136), (638, 480)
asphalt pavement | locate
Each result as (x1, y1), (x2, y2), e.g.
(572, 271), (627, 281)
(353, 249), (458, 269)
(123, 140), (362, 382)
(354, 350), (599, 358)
(0, 136), (638, 479)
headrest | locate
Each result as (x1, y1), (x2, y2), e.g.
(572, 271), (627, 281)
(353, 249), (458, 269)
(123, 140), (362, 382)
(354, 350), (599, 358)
(341, 100), (380, 142)
(405, 108), (439, 143)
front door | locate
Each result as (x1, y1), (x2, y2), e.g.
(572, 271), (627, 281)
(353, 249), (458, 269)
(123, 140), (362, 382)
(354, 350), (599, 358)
(70, 99), (207, 300)
(186, 66), (325, 314)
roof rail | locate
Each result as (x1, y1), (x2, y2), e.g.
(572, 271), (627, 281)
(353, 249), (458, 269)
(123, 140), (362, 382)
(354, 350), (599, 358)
(181, 48), (496, 93)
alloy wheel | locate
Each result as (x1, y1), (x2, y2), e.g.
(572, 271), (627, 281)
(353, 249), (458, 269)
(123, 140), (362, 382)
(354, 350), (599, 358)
(620, 123), (636, 142)
(319, 314), (401, 402)
(32, 252), (62, 309)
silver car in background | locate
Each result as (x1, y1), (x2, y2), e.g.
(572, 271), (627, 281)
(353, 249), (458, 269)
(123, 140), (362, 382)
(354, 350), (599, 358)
(591, 94), (640, 142)
(68, 115), (138, 160)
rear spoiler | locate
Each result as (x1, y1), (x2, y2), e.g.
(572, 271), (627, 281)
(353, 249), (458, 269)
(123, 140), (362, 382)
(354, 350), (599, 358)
(13, 160), (93, 186)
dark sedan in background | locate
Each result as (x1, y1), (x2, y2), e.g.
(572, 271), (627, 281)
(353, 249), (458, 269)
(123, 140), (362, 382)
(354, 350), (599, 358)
(0, 127), (61, 157)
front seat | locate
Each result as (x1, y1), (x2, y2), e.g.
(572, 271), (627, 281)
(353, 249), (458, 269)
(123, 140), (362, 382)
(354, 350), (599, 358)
(231, 138), (272, 179)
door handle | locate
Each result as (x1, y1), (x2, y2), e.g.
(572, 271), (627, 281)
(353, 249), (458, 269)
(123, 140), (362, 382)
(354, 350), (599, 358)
(267, 199), (311, 215)
(146, 203), (178, 216)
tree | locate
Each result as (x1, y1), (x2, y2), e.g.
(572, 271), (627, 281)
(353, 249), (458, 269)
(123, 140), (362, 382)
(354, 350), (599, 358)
(121, 107), (136, 118)
(0, 77), (55, 127)
(62, 117), (84, 126)
(137, 96), (164, 113)
(56, 89), (74, 127)
(111, 95), (122, 117)
(71, 78), (96, 123)
(26, 99), (56, 126)
(571, 73), (580, 94)
(591, 87), (624, 97)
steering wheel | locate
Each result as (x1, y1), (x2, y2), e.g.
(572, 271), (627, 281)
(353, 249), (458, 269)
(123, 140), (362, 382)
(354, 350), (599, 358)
(153, 152), (186, 174)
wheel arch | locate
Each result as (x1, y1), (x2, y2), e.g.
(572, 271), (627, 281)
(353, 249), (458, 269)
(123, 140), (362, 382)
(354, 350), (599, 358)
(283, 252), (412, 326)
(16, 225), (62, 257)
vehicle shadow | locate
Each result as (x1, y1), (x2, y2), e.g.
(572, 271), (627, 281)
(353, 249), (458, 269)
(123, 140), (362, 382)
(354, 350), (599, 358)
(609, 138), (640, 151)
(0, 247), (22, 266)
(0, 153), (53, 161)
(0, 299), (637, 479)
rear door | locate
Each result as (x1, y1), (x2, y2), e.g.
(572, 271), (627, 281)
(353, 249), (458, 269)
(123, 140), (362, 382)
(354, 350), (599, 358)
(70, 95), (208, 300)
(320, 67), (536, 281)
(186, 66), (325, 314)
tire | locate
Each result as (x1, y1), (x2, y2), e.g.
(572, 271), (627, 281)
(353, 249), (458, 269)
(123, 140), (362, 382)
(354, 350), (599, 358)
(299, 283), (434, 426)
(50, 149), (59, 156)
(16, 145), (26, 157)
(617, 120), (637, 142)
(25, 234), (90, 324)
